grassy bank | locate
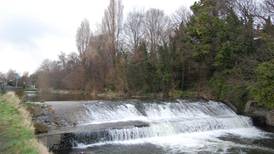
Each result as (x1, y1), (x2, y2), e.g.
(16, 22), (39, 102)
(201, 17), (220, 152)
(0, 92), (49, 154)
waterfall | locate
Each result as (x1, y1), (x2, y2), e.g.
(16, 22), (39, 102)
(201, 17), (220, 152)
(83, 102), (146, 124)
(72, 100), (253, 145)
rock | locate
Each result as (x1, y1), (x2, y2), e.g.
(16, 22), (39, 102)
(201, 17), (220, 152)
(28, 106), (43, 117)
(34, 123), (49, 134)
(266, 110), (274, 126)
(244, 101), (274, 129)
(250, 115), (267, 128)
(244, 101), (257, 113)
(252, 108), (268, 117)
(27, 103), (63, 133)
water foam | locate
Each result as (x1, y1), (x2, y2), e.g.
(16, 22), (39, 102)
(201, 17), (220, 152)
(72, 100), (274, 153)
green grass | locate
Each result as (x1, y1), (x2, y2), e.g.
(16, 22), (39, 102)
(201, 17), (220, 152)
(0, 93), (47, 154)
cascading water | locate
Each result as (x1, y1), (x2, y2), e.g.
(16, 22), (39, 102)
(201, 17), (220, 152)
(45, 100), (274, 154)
(72, 100), (253, 144)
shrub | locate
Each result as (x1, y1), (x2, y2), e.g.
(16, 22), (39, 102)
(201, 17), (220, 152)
(251, 60), (274, 109)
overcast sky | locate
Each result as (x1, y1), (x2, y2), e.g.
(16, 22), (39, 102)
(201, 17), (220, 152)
(0, 0), (196, 74)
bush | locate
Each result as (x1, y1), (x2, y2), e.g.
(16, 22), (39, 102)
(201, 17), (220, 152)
(251, 60), (274, 109)
(169, 90), (197, 99)
(209, 75), (249, 112)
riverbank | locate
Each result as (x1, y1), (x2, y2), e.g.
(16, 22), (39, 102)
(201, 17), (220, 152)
(0, 92), (49, 154)
(30, 89), (201, 102)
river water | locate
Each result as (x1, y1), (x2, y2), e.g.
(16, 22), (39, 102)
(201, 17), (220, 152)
(45, 100), (274, 154)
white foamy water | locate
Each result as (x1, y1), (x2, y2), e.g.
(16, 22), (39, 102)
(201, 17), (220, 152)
(82, 102), (147, 125)
(76, 127), (274, 153)
(69, 100), (274, 153)
(82, 100), (240, 124)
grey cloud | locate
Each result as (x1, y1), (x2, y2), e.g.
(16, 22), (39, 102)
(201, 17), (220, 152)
(0, 16), (53, 46)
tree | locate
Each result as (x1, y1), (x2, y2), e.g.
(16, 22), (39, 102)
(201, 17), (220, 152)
(124, 10), (145, 51)
(144, 9), (171, 56)
(0, 72), (5, 81)
(127, 41), (149, 93)
(102, 0), (124, 57)
(58, 52), (67, 70)
(170, 20), (194, 90)
(6, 70), (20, 87)
(31, 0), (274, 109)
(235, 0), (258, 25)
(215, 9), (245, 69)
(158, 44), (173, 96)
(37, 60), (51, 91)
(66, 52), (81, 72)
(76, 19), (92, 65)
(263, 0), (274, 15)
(171, 6), (191, 30)
(251, 60), (274, 108)
(6, 70), (18, 82)
(62, 66), (85, 90)
(186, 0), (226, 84)
(19, 72), (29, 88)
(100, 0), (126, 92)
(236, 0), (257, 50)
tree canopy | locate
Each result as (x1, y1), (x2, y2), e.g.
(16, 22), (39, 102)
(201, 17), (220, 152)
(28, 0), (274, 109)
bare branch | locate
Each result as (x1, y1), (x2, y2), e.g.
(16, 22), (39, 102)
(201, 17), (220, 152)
(124, 9), (145, 51)
(171, 6), (192, 29)
(76, 19), (92, 64)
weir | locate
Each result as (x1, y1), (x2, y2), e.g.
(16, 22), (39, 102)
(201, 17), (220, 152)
(39, 100), (254, 151)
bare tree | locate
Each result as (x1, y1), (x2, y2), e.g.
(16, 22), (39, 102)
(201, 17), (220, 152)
(124, 9), (145, 51)
(144, 8), (171, 54)
(62, 66), (85, 90)
(99, 0), (125, 91)
(260, 0), (274, 22)
(66, 52), (80, 71)
(101, 0), (124, 57)
(76, 19), (92, 65)
(0, 72), (6, 82)
(235, 0), (258, 25)
(58, 52), (67, 69)
(37, 60), (51, 91)
(6, 70), (18, 82)
(38, 59), (53, 72)
(171, 6), (191, 29)
(19, 72), (29, 88)
(263, 0), (274, 14)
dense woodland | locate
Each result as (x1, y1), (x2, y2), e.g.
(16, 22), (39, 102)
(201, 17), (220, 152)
(1, 0), (273, 110)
